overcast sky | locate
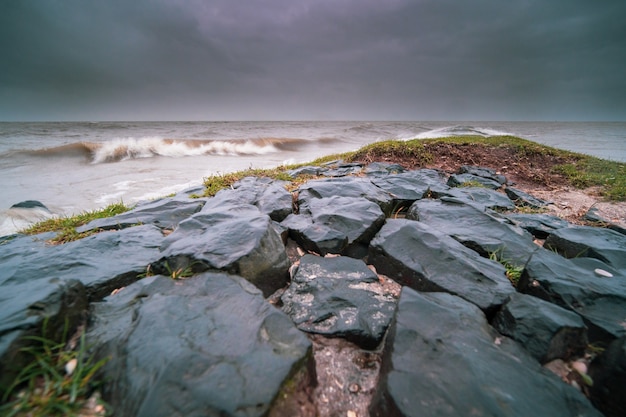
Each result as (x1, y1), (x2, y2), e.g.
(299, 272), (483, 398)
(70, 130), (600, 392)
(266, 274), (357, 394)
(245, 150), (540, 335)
(1, 0), (625, 121)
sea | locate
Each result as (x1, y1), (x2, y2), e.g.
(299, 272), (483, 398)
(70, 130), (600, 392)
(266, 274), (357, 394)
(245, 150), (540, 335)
(1, 121), (625, 236)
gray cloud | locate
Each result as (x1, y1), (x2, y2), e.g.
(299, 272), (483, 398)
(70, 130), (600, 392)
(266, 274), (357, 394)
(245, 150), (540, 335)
(1, 0), (625, 121)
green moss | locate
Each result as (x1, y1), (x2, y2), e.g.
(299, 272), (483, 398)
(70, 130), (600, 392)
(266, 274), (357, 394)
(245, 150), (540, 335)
(22, 202), (131, 244)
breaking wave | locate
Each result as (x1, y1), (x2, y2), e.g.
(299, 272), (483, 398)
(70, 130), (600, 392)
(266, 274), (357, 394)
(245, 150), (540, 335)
(24, 137), (311, 164)
(411, 125), (514, 140)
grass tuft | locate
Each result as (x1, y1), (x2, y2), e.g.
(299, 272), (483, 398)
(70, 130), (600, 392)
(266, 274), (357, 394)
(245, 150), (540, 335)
(21, 202), (131, 244)
(0, 322), (110, 417)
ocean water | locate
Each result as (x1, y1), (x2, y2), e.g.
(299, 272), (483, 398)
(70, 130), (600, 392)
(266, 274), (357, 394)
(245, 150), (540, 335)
(1, 121), (625, 236)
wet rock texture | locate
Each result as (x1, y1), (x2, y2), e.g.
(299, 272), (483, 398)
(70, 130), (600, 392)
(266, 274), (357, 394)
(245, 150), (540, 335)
(1, 163), (625, 416)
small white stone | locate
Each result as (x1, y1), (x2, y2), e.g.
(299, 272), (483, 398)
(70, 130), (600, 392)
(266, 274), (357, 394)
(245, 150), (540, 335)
(65, 358), (78, 375)
(594, 268), (613, 278)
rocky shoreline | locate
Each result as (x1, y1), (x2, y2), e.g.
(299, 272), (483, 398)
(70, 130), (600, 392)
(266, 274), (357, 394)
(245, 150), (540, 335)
(1, 160), (625, 416)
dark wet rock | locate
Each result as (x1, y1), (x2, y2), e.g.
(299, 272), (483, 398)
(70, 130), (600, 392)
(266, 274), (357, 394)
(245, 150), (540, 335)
(322, 162), (363, 177)
(407, 199), (538, 264)
(87, 273), (313, 417)
(297, 177), (394, 214)
(287, 165), (329, 178)
(1, 279), (87, 393)
(493, 293), (588, 363)
(155, 204), (289, 296)
(363, 162), (407, 176)
(282, 196), (385, 256)
(435, 186), (515, 211)
(459, 165), (507, 184)
(76, 197), (206, 232)
(370, 289), (602, 417)
(506, 213), (570, 239)
(281, 255), (396, 349)
(0, 224), (164, 300)
(589, 336), (626, 417)
(370, 169), (449, 208)
(584, 207), (626, 235)
(0, 226), (164, 392)
(447, 173), (502, 189)
(518, 249), (626, 342)
(544, 225), (626, 270)
(369, 219), (514, 313)
(202, 176), (293, 221)
(505, 187), (551, 208)
(10, 200), (51, 210)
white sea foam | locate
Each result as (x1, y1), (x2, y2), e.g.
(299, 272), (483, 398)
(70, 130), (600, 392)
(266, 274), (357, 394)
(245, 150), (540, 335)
(409, 125), (514, 140)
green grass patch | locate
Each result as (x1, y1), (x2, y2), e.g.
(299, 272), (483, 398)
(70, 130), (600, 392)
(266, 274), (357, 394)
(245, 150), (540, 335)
(345, 139), (434, 165)
(0, 322), (110, 417)
(21, 202), (131, 244)
(552, 157), (626, 201)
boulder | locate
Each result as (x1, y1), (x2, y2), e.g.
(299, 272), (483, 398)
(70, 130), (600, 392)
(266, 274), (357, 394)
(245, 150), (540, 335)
(506, 213), (570, 239)
(459, 165), (507, 184)
(505, 187), (551, 208)
(370, 169), (449, 208)
(283, 196), (385, 256)
(518, 249), (626, 342)
(363, 162), (407, 176)
(87, 273), (313, 417)
(588, 336), (626, 417)
(584, 207), (626, 235)
(297, 177), (394, 214)
(155, 204), (290, 296)
(369, 219), (514, 313)
(76, 197), (206, 232)
(281, 255), (397, 349)
(286, 165), (328, 178)
(369, 288), (602, 417)
(322, 162), (363, 177)
(493, 293), (588, 363)
(447, 173), (502, 189)
(434, 187), (515, 211)
(407, 199), (538, 264)
(544, 225), (626, 270)
(202, 176), (293, 221)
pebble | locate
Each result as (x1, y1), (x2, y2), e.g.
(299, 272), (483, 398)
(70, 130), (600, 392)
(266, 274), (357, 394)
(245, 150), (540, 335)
(594, 268), (613, 278)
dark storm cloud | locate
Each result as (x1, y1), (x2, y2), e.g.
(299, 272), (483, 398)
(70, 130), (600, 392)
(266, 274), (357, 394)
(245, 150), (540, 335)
(1, 0), (625, 120)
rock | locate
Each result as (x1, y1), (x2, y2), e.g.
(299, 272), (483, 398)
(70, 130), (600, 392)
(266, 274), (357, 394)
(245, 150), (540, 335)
(544, 225), (626, 270)
(9, 200), (51, 210)
(435, 186), (515, 211)
(287, 165), (329, 178)
(76, 197), (206, 232)
(585, 207), (626, 235)
(506, 213), (570, 239)
(370, 169), (449, 208)
(87, 273), (313, 417)
(407, 199), (538, 264)
(203, 176), (293, 221)
(281, 255), (396, 349)
(518, 249), (626, 342)
(493, 293), (588, 363)
(459, 165), (507, 184)
(322, 162), (363, 177)
(283, 196), (385, 257)
(370, 288), (602, 417)
(368, 219), (514, 313)
(155, 204), (290, 296)
(588, 336), (626, 417)
(363, 162), (407, 176)
(447, 173), (502, 189)
(505, 187), (551, 208)
(297, 177), (394, 214)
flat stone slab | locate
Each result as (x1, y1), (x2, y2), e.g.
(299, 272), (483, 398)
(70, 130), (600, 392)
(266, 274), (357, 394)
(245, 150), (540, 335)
(281, 255), (397, 349)
(505, 187), (551, 208)
(407, 199), (537, 264)
(156, 204), (289, 296)
(297, 177), (394, 214)
(435, 186), (515, 211)
(370, 169), (449, 207)
(370, 289), (602, 417)
(447, 173), (502, 189)
(493, 293), (588, 363)
(544, 225), (626, 270)
(459, 165), (507, 184)
(87, 273), (312, 417)
(369, 219), (514, 313)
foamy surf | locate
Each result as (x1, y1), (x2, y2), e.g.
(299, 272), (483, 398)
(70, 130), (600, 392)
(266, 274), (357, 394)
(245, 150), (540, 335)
(410, 125), (514, 140)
